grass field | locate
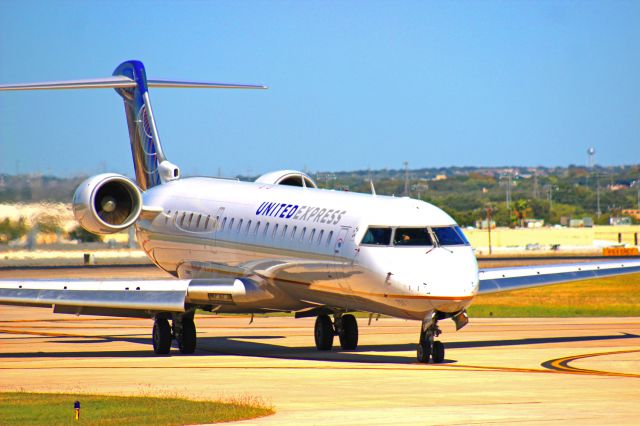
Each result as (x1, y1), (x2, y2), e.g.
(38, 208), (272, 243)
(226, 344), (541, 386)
(0, 392), (273, 426)
(469, 273), (640, 317)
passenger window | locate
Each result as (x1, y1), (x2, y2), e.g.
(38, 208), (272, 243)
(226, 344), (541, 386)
(292, 226), (297, 239)
(255, 221), (261, 236)
(300, 227), (307, 241)
(263, 222), (270, 237)
(318, 229), (324, 245)
(273, 224), (279, 239)
(188, 213), (194, 226)
(433, 226), (467, 246)
(229, 218), (235, 230)
(282, 224), (288, 238)
(327, 230), (333, 246)
(196, 215), (202, 228)
(310, 229), (316, 243)
(204, 215), (210, 229)
(393, 228), (433, 246)
(238, 218), (243, 233)
(180, 213), (186, 227)
(246, 220), (252, 235)
(361, 227), (392, 245)
(221, 217), (227, 230)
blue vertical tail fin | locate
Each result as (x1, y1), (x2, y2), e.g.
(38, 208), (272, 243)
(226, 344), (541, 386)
(112, 60), (167, 190)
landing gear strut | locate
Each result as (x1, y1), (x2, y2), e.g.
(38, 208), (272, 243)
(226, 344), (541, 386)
(314, 313), (359, 351)
(417, 313), (445, 364)
(152, 313), (197, 355)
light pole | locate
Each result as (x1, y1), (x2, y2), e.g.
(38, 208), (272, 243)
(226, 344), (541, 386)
(543, 184), (556, 222)
(403, 161), (410, 197)
(596, 173), (601, 219)
(486, 205), (493, 256)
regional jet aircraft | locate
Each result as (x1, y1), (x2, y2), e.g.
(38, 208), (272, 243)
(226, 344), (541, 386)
(1, 60), (639, 363)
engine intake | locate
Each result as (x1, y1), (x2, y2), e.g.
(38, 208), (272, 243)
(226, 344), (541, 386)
(72, 173), (143, 234)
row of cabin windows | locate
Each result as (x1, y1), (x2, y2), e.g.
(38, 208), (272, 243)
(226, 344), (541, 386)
(168, 210), (335, 247)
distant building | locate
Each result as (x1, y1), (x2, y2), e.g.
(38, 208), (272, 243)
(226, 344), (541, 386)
(475, 219), (496, 229)
(569, 217), (594, 228)
(608, 184), (628, 191)
(622, 209), (640, 220)
(524, 219), (544, 228)
(610, 217), (632, 226)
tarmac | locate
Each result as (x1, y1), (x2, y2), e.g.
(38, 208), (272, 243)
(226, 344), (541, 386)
(1, 267), (639, 425)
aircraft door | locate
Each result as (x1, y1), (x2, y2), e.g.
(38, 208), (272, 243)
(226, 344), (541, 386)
(334, 227), (350, 256)
(331, 226), (355, 294)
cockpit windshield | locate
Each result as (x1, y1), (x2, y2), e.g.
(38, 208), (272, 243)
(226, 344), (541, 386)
(361, 227), (392, 245)
(393, 228), (433, 246)
(432, 226), (469, 246)
(360, 225), (469, 247)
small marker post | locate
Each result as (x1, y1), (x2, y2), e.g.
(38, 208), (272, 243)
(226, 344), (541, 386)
(74, 400), (80, 421)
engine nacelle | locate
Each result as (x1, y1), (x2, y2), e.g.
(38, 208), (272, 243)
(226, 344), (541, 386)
(72, 173), (143, 234)
(255, 170), (318, 188)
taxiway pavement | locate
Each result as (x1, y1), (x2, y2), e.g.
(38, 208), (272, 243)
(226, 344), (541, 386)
(0, 267), (639, 425)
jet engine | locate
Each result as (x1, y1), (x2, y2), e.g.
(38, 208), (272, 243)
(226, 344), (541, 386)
(255, 170), (317, 188)
(72, 173), (143, 234)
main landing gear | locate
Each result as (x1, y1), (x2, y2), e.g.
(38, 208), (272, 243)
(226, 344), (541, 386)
(152, 313), (197, 355)
(314, 313), (359, 351)
(417, 313), (445, 364)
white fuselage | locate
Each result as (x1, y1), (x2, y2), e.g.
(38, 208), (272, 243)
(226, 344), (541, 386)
(136, 177), (479, 320)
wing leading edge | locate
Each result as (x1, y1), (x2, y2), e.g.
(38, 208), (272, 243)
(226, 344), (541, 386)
(478, 260), (640, 294)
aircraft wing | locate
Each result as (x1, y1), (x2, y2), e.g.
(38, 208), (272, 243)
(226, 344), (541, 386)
(478, 259), (640, 294)
(0, 277), (261, 317)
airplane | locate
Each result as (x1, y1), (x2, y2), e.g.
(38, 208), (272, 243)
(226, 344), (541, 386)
(1, 60), (640, 363)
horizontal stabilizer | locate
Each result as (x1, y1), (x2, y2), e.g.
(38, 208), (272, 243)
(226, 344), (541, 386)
(0, 76), (137, 91)
(148, 80), (267, 89)
(0, 77), (266, 91)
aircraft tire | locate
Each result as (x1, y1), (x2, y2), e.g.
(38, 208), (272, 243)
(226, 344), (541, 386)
(153, 318), (172, 355)
(338, 314), (358, 350)
(417, 342), (431, 363)
(178, 317), (197, 354)
(432, 341), (445, 364)
(314, 314), (334, 351)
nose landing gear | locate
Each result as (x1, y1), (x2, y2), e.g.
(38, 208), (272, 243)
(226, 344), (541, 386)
(417, 313), (445, 364)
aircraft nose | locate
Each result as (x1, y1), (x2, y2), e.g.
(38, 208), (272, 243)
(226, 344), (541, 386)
(423, 248), (479, 297)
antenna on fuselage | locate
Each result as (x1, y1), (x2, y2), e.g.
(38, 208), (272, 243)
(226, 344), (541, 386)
(370, 179), (376, 196)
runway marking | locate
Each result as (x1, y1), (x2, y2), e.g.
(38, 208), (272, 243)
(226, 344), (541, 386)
(0, 364), (550, 373)
(2, 326), (639, 379)
(0, 328), (105, 338)
(541, 349), (640, 378)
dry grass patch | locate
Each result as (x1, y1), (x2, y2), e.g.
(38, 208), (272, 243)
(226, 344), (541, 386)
(0, 392), (274, 426)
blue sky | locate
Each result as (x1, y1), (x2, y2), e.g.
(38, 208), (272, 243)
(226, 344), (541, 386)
(1, 1), (639, 177)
